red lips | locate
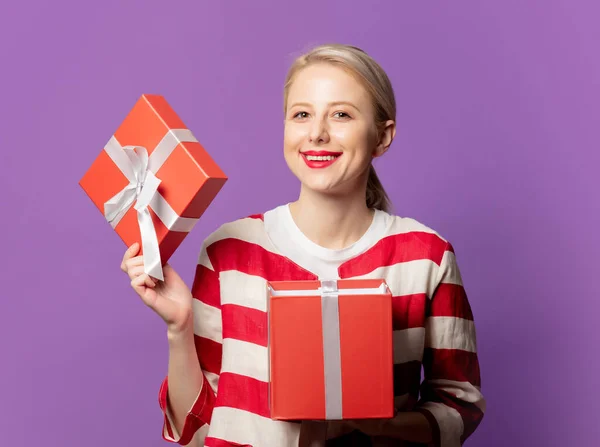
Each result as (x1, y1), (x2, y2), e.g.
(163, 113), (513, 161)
(300, 150), (342, 169)
(301, 150), (343, 156)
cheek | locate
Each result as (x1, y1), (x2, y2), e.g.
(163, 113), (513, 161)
(333, 122), (371, 143)
(284, 127), (306, 153)
(331, 126), (373, 158)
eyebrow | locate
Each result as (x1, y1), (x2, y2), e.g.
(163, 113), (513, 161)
(288, 101), (361, 112)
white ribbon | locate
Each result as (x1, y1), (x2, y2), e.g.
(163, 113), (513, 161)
(102, 129), (200, 281)
(320, 280), (343, 420)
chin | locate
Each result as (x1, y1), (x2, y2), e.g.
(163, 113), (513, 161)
(300, 177), (343, 194)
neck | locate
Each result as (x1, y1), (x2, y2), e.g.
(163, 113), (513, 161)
(289, 184), (376, 250)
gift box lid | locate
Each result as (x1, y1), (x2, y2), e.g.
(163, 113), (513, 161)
(267, 278), (389, 295)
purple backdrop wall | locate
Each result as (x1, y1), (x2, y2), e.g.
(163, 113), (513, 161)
(1, 1), (598, 446)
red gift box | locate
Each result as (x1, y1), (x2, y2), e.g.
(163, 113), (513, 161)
(267, 279), (394, 420)
(79, 94), (227, 280)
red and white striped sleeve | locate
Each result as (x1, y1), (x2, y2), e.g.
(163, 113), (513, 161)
(157, 240), (223, 446)
(414, 242), (485, 447)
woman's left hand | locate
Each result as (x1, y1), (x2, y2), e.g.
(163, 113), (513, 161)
(344, 418), (388, 436)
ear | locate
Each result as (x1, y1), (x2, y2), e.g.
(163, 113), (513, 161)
(373, 120), (396, 158)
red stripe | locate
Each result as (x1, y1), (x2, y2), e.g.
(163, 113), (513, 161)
(393, 360), (422, 397)
(392, 293), (427, 330)
(193, 377), (217, 424)
(215, 372), (270, 418)
(339, 232), (448, 278)
(246, 213), (264, 221)
(158, 378), (175, 439)
(158, 376), (209, 444)
(208, 238), (318, 281)
(430, 283), (473, 320)
(192, 264), (221, 309)
(194, 335), (222, 376)
(414, 408), (441, 446)
(222, 304), (268, 347)
(423, 348), (481, 386)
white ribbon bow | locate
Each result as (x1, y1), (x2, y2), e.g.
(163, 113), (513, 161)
(101, 129), (200, 282)
(104, 145), (164, 280)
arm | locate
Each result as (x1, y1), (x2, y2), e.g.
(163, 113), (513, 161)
(411, 242), (485, 446)
(158, 243), (223, 445)
(349, 242), (485, 445)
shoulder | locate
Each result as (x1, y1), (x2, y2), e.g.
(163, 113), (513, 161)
(196, 209), (280, 269)
(382, 213), (454, 263)
(202, 212), (266, 250)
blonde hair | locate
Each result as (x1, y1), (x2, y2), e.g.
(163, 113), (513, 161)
(283, 43), (396, 213)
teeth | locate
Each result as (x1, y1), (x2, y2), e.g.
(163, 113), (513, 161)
(306, 155), (338, 161)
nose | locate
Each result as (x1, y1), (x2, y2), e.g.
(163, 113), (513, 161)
(308, 117), (330, 145)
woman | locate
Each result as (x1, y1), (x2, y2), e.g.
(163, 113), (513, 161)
(121, 44), (485, 447)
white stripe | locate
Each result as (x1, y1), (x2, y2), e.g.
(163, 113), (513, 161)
(221, 270), (268, 312)
(387, 216), (449, 242)
(207, 217), (278, 254)
(192, 299), (222, 343)
(352, 259), (440, 298)
(393, 327), (425, 364)
(428, 379), (486, 413)
(220, 338), (268, 382)
(203, 371), (220, 393)
(208, 407), (300, 447)
(425, 317), (477, 352)
(438, 250), (463, 286)
(418, 401), (464, 447)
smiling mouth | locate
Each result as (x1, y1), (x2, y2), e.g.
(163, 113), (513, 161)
(300, 151), (342, 168)
(305, 154), (339, 161)
(301, 151), (342, 160)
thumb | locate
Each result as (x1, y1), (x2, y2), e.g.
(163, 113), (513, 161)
(162, 263), (183, 283)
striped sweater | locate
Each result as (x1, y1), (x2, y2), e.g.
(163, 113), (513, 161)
(157, 212), (485, 447)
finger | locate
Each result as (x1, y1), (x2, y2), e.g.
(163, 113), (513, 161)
(160, 263), (176, 282)
(131, 274), (158, 308)
(134, 271), (155, 288)
(131, 274), (156, 299)
(121, 242), (140, 270)
(123, 255), (145, 272)
(127, 265), (149, 281)
(144, 274), (156, 288)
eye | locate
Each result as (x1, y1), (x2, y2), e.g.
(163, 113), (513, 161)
(333, 111), (351, 119)
(293, 111), (309, 119)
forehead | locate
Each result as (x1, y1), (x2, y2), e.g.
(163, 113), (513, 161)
(287, 63), (370, 105)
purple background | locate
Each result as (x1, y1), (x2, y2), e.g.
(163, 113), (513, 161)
(1, 1), (598, 446)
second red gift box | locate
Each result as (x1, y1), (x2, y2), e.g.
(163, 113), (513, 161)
(267, 279), (394, 421)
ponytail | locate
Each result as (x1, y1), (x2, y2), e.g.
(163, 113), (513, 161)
(366, 164), (391, 213)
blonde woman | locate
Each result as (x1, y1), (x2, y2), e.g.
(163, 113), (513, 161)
(122, 44), (485, 447)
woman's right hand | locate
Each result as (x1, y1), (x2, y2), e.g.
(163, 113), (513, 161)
(121, 242), (194, 335)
